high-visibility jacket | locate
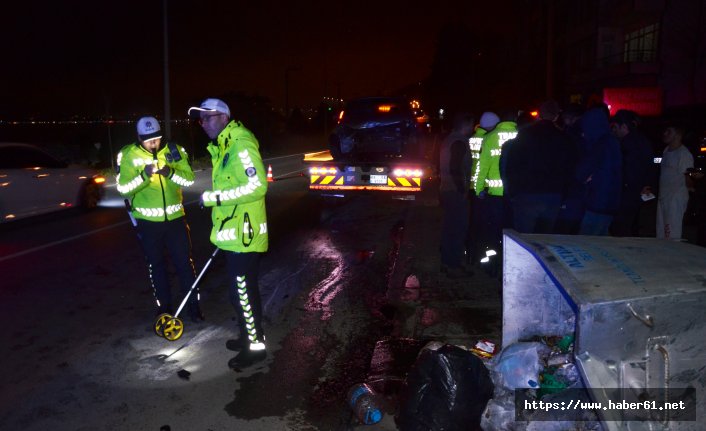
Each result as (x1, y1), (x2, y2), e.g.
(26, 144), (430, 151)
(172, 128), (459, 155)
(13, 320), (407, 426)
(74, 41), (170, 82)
(474, 121), (518, 196)
(116, 142), (195, 221)
(469, 128), (487, 191)
(201, 120), (268, 253)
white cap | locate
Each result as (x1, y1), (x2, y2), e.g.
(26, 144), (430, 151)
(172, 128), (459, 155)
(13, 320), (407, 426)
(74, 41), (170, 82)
(479, 111), (500, 130)
(187, 98), (231, 118)
(136, 116), (162, 141)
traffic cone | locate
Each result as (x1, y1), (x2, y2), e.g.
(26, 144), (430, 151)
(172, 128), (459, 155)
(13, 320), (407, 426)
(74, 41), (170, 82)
(267, 164), (274, 182)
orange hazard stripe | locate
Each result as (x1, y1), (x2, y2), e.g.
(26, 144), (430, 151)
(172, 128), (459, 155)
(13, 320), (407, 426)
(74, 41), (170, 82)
(311, 175), (342, 185)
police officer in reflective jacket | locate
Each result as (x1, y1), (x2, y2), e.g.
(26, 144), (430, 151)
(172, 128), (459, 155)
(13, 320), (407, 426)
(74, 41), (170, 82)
(116, 117), (201, 322)
(188, 98), (269, 369)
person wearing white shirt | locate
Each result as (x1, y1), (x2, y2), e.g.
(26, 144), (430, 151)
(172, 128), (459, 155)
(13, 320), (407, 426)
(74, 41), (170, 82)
(656, 124), (694, 240)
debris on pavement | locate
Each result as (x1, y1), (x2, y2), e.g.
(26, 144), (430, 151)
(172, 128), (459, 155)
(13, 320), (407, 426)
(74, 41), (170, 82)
(395, 342), (494, 431)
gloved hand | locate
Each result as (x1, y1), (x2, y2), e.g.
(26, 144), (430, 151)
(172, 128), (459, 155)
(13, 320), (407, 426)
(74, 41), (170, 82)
(156, 166), (171, 177)
(478, 189), (488, 200)
(144, 163), (156, 177)
(199, 191), (207, 209)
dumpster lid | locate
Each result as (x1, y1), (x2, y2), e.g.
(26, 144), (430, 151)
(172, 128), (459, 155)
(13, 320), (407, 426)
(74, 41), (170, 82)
(504, 231), (706, 304)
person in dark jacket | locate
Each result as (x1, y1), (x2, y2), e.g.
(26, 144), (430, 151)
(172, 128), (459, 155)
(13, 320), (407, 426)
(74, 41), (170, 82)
(503, 100), (573, 233)
(609, 110), (656, 236)
(555, 103), (585, 234)
(439, 113), (475, 278)
(576, 108), (622, 235)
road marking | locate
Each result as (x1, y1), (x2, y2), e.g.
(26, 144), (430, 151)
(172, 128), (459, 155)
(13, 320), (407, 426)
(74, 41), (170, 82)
(271, 168), (307, 180)
(264, 153), (307, 161)
(0, 149), (319, 262)
(0, 220), (130, 263)
(0, 200), (207, 263)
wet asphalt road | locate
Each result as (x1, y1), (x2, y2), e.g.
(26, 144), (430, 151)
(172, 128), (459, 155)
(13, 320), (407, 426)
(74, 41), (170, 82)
(0, 155), (427, 430)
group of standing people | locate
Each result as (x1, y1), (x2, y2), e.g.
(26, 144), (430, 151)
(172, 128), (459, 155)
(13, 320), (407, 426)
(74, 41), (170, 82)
(116, 98), (269, 369)
(439, 100), (698, 278)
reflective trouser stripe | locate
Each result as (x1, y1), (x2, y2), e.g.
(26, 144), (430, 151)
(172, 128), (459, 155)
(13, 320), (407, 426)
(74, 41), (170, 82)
(237, 275), (261, 344)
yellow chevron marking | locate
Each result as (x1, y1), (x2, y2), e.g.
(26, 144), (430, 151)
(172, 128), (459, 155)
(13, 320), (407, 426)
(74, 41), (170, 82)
(320, 175), (335, 185)
(310, 175), (320, 184)
(413, 178), (421, 186)
(387, 178), (396, 187)
(335, 176), (344, 185)
(397, 178), (412, 187)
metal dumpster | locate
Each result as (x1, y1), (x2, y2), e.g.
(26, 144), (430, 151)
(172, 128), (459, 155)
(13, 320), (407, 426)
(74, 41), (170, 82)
(503, 230), (705, 430)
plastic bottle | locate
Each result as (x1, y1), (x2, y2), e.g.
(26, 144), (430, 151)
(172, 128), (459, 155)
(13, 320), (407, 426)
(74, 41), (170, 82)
(347, 383), (383, 425)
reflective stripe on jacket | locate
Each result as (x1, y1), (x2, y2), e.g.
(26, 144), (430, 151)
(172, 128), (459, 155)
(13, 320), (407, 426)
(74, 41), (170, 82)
(202, 120), (268, 253)
(474, 121), (517, 196)
(116, 142), (194, 222)
(469, 128), (487, 190)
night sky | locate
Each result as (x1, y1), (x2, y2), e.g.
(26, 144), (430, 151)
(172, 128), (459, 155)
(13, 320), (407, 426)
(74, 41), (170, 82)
(2, 0), (504, 119)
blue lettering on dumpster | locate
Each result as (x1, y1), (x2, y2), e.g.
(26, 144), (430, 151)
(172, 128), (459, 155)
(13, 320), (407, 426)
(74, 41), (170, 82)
(548, 245), (585, 269)
(594, 247), (646, 285)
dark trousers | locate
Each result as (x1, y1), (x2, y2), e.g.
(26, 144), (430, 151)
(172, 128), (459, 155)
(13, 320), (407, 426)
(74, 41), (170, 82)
(476, 195), (505, 256)
(611, 197), (642, 237)
(225, 251), (265, 347)
(555, 197), (585, 235)
(136, 217), (196, 315)
(466, 192), (481, 264)
(440, 191), (470, 268)
(512, 193), (563, 234)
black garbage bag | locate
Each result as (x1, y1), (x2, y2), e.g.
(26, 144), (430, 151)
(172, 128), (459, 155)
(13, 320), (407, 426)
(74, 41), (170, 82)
(395, 344), (494, 431)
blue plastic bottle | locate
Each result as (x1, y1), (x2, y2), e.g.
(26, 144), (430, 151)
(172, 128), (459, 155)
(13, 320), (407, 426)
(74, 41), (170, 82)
(347, 383), (383, 425)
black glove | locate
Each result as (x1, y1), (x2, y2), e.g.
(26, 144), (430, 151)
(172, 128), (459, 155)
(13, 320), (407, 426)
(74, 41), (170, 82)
(144, 164), (156, 177)
(156, 166), (171, 177)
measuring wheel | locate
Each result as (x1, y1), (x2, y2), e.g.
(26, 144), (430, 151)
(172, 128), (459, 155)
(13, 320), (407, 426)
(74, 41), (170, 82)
(160, 316), (184, 341)
(154, 313), (172, 337)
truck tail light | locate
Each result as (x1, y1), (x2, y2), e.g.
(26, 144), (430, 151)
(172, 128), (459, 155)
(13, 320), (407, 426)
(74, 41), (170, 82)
(310, 167), (337, 175)
(392, 168), (423, 177)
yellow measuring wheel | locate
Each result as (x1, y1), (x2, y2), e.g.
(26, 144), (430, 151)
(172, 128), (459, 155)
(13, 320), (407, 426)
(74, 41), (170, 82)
(160, 316), (184, 341)
(150, 248), (219, 341)
(154, 313), (172, 337)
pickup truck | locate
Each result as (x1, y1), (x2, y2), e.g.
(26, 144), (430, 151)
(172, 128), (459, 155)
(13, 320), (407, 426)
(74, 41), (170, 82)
(303, 96), (433, 199)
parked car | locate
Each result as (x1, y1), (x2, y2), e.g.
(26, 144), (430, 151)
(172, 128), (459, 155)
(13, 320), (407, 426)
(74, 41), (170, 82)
(0, 143), (105, 223)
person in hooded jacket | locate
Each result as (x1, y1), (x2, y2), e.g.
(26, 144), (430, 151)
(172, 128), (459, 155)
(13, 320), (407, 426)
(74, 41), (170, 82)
(575, 108), (622, 235)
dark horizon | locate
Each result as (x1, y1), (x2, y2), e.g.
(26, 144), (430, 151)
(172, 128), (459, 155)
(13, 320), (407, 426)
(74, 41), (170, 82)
(2, 0), (507, 119)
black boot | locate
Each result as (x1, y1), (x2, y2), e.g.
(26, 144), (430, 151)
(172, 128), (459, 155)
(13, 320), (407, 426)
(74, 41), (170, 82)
(228, 349), (267, 369)
(225, 338), (248, 352)
(226, 325), (250, 351)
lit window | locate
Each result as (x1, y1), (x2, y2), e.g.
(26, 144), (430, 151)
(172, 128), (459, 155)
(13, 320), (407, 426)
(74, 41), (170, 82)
(624, 23), (659, 63)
